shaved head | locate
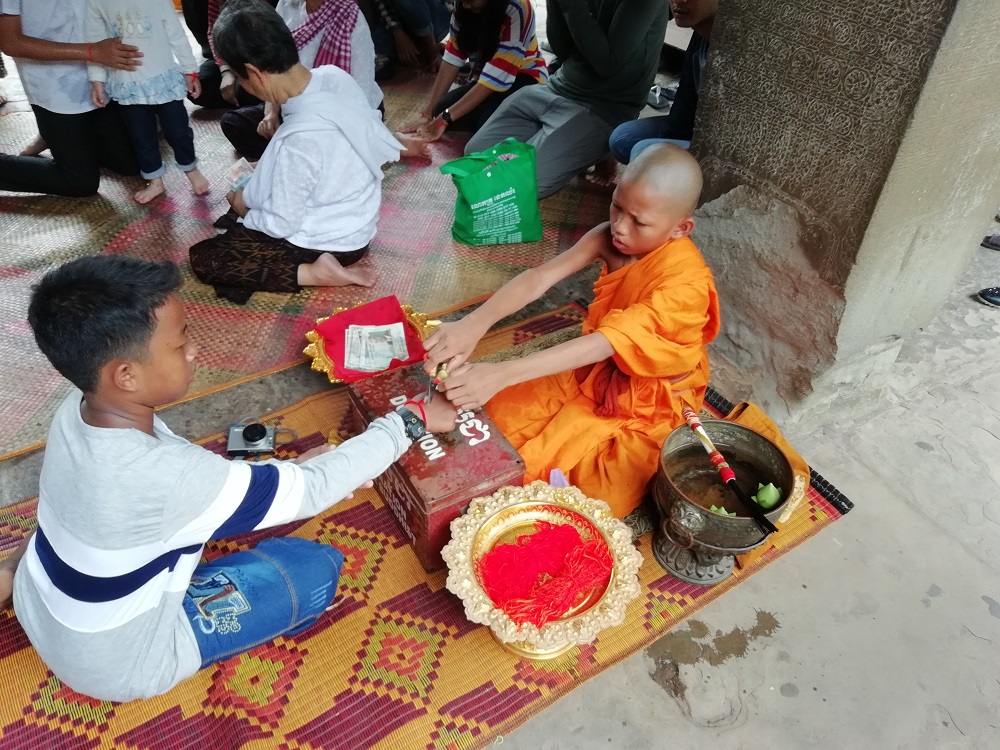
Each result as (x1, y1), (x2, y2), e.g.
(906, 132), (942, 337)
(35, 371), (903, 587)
(607, 144), (704, 256)
(621, 143), (703, 219)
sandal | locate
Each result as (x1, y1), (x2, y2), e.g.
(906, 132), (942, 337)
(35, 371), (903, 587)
(647, 84), (676, 110)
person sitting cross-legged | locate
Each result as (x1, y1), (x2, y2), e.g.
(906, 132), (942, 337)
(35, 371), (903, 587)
(424, 144), (720, 518)
(189, 0), (428, 304)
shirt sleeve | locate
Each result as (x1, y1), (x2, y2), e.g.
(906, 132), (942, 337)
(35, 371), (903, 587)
(477, 3), (529, 93)
(596, 278), (714, 380)
(162, 0), (198, 75)
(659, 36), (705, 141)
(544, 0), (575, 60)
(161, 414), (411, 544)
(242, 136), (319, 240)
(0, 0), (22, 16)
(84, 1), (108, 82)
(441, 13), (465, 67)
(551, 0), (666, 76)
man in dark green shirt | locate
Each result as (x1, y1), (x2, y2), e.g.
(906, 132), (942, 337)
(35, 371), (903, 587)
(465, 0), (668, 198)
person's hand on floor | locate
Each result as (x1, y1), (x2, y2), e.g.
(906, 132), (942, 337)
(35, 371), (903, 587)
(91, 37), (143, 71)
(414, 116), (446, 143)
(392, 28), (422, 68)
(90, 81), (108, 108)
(437, 362), (507, 412)
(220, 69), (238, 106)
(423, 318), (488, 376)
(397, 134), (431, 159)
(399, 112), (430, 134)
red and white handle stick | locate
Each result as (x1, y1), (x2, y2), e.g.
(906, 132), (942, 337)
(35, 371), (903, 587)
(681, 407), (776, 536)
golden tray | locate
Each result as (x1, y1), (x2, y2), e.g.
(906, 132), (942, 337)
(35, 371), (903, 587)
(303, 304), (439, 385)
(442, 482), (643, 661)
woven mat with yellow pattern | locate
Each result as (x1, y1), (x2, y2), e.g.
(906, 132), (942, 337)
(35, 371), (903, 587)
(0, 304), (852, 750)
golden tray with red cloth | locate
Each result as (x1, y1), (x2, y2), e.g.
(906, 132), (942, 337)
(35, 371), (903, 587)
(303, 296), (439, 384)
(442, 482), (643, 661)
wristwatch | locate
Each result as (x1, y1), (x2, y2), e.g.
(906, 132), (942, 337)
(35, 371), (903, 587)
(395, 407), (428, 443)
(441, 108), (453, 126)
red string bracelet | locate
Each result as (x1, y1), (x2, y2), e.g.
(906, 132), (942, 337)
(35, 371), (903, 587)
(87, 42), (93, 63)
(403, 400), (427, 425)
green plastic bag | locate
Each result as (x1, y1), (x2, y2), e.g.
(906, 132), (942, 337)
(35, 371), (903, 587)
(440, 138), (543, 246)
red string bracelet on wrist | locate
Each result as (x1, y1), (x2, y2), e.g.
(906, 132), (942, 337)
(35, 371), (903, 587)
(403, 400), (427, 425)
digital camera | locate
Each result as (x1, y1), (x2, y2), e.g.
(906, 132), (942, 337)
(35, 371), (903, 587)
(227, 422), (276, 457)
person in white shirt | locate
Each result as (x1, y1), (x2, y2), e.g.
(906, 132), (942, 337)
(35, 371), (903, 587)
(0, 0), (144, 196)
(188, 0), (427, 304)
(220, 0), (383, 161)
(86, 0), (210, 204)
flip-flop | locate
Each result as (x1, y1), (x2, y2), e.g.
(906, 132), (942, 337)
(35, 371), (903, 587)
(647, 85), (676, 110)
(981, 234), (1000, 251)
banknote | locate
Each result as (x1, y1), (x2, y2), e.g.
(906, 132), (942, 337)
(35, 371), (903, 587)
(226, 158), (256, 191)
(344, 323), (409, 372)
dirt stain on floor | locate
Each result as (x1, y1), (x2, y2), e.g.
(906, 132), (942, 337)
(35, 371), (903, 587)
(646, 611), (780, 670)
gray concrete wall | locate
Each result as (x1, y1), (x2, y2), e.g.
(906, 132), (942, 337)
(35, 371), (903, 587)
(687, 0), (1000, 415)
(838, 0), (1000, 357)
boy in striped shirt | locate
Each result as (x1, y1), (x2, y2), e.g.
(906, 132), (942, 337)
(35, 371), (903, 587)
(1, 255), (454, 700)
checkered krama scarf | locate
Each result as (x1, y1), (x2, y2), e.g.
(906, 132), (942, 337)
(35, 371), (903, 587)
(291, 0), (358, 74)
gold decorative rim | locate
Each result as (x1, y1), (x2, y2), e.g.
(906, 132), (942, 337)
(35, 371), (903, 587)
(441, 482), (643, 658)
(303, 304), (440, 384)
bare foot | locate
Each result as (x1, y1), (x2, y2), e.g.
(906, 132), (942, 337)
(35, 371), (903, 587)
(585, 155), (619, 188)
(298, 252), (376, 288)
(0, 566), (14, 610)
(19, 135), (47, 157)
(186, 169), (210, 196)
(0, 531), (33, 611)
(135, 177), (165, 205)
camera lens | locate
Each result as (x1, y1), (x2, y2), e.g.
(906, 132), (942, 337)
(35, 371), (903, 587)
(242, 423), (268, 447)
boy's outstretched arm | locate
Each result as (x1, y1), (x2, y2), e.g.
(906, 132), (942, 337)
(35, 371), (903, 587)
(423, 223), (609, 374)
(438, 332), (615, 411)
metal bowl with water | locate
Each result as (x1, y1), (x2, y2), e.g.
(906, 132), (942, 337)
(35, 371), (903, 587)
(652, 420), (794, 585)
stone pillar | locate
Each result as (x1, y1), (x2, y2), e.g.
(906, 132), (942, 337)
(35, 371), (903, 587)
(691, 0), (1000, 419)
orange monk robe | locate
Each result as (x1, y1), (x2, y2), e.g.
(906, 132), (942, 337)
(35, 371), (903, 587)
(488, 236), (721, 518)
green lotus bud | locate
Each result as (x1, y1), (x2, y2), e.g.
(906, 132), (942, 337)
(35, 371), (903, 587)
(753, 483), (782, 509)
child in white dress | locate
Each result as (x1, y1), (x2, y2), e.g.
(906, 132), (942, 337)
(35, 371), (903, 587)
(86, 0), (210, 203)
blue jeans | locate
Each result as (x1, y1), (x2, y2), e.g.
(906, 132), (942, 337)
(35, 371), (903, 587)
(182, 537), (345, 667)
(609, 116), (692, 164)
(119, 99), (197, 180)
(393, 0), (450, 40)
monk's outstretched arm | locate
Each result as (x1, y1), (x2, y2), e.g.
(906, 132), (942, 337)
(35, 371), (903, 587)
(439, 333), (614, 411)
(424, 225), (610, 373)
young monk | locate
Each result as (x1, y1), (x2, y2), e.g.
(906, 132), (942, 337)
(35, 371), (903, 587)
(423, 143), (720, 518)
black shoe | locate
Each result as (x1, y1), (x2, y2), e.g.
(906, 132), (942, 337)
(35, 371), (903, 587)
(975, 287), (1000, 307)
(981, 233), (1000, 251)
